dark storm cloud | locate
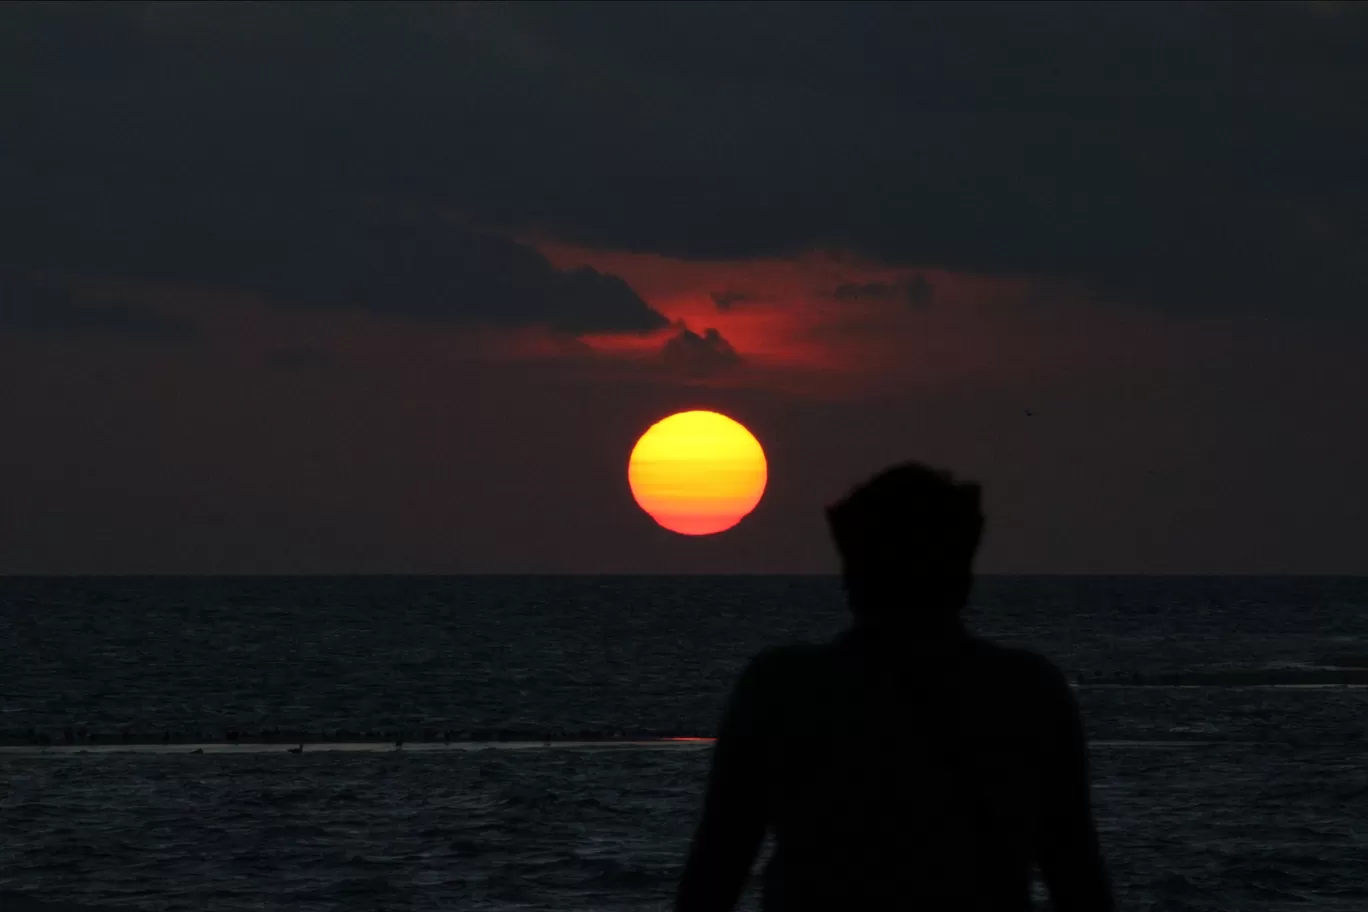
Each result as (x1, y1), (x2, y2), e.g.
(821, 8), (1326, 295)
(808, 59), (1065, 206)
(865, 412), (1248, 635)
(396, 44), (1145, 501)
(710, 291), (754, 312)
(832, 276), (935, 308)
(832, 283), (897, 303)
(0, 274), (197, 340)
(711, 290), (783, 311)
(660, 326), (743, 374)
(0, 4), (665, 335)
(0, 183), (666, 334)
(3, 2), (1368, 317)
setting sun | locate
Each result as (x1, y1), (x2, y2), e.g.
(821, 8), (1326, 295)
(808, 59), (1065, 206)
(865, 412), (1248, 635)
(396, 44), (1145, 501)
(628, 410), (768, 535)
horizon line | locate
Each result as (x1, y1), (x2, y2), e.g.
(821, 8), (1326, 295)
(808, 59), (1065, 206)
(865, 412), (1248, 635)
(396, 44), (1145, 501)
(1, 571), (1365, 579)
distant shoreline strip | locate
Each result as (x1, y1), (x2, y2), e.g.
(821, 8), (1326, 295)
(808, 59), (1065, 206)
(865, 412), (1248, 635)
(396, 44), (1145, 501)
(0, 737), (1252, 756)
(0, 738), (715, 755)
(0, 730), (717, 748)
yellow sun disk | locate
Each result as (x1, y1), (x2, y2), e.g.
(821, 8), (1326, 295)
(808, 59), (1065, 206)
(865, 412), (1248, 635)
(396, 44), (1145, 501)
(627, 410), (768, 535)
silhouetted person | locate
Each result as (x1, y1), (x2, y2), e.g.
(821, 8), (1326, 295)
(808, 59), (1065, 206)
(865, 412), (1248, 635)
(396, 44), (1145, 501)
(675, 463), (1115, 912)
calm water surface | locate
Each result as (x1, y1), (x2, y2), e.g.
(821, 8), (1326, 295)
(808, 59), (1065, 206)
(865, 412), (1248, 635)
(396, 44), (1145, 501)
(2, 576), (1366, 910)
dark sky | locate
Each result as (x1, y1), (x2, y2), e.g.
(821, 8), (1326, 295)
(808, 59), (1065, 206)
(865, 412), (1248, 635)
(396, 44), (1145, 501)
(2, 1), (1366, 574)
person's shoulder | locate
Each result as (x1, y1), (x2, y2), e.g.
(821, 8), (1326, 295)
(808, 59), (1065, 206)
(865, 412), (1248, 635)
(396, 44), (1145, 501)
(733, 640), (837, 693)
(725, 643), (828, 715)
(965, 637), (1071, 692)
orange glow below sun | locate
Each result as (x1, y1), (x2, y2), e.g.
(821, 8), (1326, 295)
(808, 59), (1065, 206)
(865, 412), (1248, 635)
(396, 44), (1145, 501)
(628, 410), (768, 535)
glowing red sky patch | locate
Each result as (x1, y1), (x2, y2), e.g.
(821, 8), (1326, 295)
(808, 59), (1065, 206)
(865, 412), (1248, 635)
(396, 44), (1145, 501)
(531, 239), (1046, 395)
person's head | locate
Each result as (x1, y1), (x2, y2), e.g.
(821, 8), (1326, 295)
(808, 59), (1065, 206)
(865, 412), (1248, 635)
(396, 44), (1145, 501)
(826, 462), (984, 632)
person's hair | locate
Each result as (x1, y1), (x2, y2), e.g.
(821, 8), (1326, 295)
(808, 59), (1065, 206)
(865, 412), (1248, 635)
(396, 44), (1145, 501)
(826, 462), (984, 629)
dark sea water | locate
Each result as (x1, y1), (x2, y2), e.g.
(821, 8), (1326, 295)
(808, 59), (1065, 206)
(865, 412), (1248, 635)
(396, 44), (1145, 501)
(1, 576), (1366, 911)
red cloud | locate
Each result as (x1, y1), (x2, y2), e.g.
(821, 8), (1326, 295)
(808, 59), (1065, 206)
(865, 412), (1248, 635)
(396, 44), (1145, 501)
(529, 239), (1062, 398)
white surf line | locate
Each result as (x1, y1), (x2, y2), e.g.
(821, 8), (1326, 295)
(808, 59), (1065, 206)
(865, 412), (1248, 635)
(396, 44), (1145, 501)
(0, 738), (1247, 757)
(1090, 740), (1228, 748)
(0, 738), (719, 756)
(1082, 683), (1368, 690)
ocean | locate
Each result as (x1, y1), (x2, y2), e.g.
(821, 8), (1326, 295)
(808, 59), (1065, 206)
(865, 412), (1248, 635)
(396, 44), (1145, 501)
(1, 576), (1366, 911)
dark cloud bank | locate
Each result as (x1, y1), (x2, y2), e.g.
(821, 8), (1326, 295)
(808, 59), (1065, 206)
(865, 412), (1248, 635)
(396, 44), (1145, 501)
(832, 276), (935, 307)
(3, 1), (1367, 328)
(1, 191), (667, 335)
(660, 326), (744, 375)
(0, 273), (197, 340)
